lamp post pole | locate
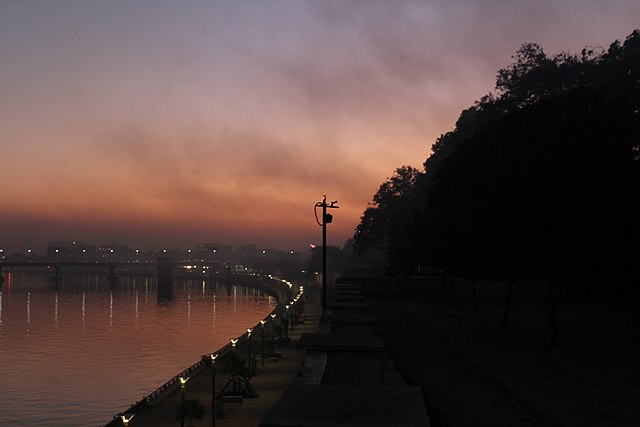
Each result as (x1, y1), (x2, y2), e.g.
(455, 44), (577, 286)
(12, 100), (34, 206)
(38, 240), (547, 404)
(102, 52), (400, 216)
(315, 196), (339, 312)
(179, 376), (189, 427)
(270, 313), (277, 352)
(260, 320), (266, 366)
(322, 203), (327, 310)
(246, 328), (253, 379)
(209, 354), (218, 427)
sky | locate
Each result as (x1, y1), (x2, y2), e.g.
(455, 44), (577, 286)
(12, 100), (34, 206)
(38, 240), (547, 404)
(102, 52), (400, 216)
(1, 0), (639, 255)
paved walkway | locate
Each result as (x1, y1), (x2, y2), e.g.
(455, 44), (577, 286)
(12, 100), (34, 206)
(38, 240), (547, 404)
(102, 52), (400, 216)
(128, 286), (322, 427)
(367, 295), (640, 426)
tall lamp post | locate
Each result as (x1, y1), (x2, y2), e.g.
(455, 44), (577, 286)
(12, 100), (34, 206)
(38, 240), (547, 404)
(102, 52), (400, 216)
(179, 376), (190, 427)
(315, 196), (339, 311)
(260, 319), (266, 366)
(270, 313), (277, 352)
(246, 328), (253, 379)
(209, 353), (218, 427)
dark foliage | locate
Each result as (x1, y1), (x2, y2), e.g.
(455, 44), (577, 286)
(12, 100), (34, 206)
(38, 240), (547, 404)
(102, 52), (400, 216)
(353, 165), (423, 275)
(354, 30), (640, 283)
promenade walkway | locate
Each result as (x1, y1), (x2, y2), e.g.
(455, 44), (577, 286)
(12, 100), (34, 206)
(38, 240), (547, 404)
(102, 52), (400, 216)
(367, 294), (640, 426)
(127, 286), (323, 427)
(113, 276), (640, 426)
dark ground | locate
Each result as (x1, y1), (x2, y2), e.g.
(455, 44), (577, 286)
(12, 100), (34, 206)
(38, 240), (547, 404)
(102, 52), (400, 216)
(367, 293), (640, 426)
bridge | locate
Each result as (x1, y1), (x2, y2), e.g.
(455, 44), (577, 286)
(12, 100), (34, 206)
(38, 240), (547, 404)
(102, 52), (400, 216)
(0, 258), (253, 299)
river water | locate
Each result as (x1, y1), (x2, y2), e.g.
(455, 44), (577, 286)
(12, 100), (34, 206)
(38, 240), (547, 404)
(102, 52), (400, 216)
(0, 272), (276, 426)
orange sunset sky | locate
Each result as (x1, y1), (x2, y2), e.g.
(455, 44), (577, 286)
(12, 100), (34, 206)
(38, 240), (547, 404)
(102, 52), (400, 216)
(2, 1), (639, 254)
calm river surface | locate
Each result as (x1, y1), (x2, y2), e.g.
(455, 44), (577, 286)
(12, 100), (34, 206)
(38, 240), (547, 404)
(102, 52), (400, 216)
(0, 272), (276, 426)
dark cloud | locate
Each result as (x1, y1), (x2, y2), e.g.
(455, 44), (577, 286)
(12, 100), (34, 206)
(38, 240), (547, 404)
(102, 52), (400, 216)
(91, 123), (377, 213)
(3, 0), (640, 253)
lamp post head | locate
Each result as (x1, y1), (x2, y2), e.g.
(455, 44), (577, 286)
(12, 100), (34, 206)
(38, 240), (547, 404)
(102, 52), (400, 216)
(120, 414), (135, 425)
(179, 376), (189, 387)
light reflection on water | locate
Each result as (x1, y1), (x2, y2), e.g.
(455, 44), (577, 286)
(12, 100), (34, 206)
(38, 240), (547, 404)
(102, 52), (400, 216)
(0, 272), (275, 427)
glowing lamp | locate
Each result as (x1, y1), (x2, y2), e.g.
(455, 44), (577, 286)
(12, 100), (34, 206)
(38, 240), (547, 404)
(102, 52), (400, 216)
(120, 414), (135, 426)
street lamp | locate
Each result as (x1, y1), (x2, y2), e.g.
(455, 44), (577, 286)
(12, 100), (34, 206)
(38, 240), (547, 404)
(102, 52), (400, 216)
(179, 376), (190, 427)
(289, 300), (297, 332)
(270, 313), (277, 351)
(315, 196), (339, 311)
(120, 414), (134, 426)
(260, 319), (266, 366)
(281, 306), (289, 341)
(209, 353), (218, 426)
(246, 328), (253, 378)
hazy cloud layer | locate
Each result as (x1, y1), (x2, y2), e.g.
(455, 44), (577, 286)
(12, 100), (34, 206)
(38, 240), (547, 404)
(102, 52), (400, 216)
(1, 0), (639, 252)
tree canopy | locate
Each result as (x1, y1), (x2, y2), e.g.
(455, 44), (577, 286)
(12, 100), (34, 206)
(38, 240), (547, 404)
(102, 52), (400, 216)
(353, 30), (640, 281)
(353, 165), (423, 274)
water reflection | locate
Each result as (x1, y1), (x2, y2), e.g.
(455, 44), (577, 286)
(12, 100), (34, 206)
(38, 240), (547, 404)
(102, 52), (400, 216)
(26, 291), (31, 328)
(0, 271), (275, 427)
(135, 286), (139, 328)
(108, 290), (112, 329)
(83, 291), (87, 329)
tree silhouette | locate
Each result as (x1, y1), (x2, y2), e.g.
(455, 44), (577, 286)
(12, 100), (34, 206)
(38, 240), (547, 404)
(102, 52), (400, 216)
(354, 29), (640, 289)
(353, 165), (423, 275)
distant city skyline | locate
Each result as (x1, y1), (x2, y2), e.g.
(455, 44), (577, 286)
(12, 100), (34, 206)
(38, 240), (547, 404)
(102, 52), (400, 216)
(2, 1), (639, 254)
(1, 238), (307, 257)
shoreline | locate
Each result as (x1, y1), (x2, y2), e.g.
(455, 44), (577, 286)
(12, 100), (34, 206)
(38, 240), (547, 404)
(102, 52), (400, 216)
(101, 275), (299, 427)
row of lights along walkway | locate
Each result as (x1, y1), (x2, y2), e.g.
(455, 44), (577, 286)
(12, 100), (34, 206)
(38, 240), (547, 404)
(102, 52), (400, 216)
(103, 275), (308, 427)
